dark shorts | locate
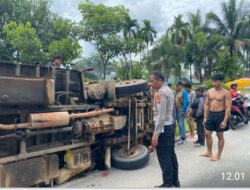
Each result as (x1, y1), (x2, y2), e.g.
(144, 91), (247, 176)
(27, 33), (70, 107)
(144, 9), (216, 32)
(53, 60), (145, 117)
(205, 110), (229, 132)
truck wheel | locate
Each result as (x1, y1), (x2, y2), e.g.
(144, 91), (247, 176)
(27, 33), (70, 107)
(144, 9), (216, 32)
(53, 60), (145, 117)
(115, 80), (149, 96)
(111, 144), (149, 170)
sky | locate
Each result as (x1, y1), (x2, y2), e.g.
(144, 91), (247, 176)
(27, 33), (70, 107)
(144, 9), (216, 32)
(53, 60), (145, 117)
(51, 0), (225, 57)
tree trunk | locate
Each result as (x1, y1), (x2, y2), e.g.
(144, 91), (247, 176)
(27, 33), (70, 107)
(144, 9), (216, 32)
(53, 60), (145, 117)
(103, 64), (107, 80)
(129, 32), (132, 80)
(123, 54), (129, 80)
(147, 43), (150, 72)
(189, 64), (192, 83)
(177, 63), (182, 80)
(129, 52), (132, 80)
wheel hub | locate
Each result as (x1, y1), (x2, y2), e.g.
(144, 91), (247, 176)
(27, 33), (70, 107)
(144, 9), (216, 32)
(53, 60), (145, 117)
(118, 146), (140, 157)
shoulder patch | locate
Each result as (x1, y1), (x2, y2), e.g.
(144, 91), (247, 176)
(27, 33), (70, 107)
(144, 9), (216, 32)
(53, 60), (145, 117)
(155, 92), (161, 104)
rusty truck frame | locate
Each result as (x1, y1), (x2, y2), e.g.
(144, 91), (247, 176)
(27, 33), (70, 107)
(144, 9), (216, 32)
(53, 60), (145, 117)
(0, 61), (153, 187)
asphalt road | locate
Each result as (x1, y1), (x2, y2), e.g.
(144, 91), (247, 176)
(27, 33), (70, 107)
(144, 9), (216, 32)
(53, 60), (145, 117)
(59, 124), (250, 188)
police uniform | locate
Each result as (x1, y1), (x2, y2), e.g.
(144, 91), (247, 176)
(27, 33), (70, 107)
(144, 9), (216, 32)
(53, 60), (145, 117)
(153, 84), (180, 187)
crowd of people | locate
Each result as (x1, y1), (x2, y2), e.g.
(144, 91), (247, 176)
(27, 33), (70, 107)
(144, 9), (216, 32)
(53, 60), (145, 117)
(149, 71), (232, 188)
(164, 80), (208, 147)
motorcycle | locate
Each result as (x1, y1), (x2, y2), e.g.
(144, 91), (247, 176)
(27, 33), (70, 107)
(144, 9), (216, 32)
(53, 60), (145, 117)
(243, 94), (250, 116)
(229, 95), (249, 130)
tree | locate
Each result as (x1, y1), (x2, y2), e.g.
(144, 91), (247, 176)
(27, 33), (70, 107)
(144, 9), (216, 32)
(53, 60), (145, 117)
(188, 10), (203, 35)
(48, 38), (81, 66)
(74, 55), (103, 80)
(150, 36), (175, 80)
(205, 0), (250, 56)
(3, 21), (42, 64)
(0, 0), (81, 64)
(167, 15), (189, 79)
(168, 15), (189, 47)
(186, 10), (203, 82)
(140, 20), (157, 67)
(113, 60), (146, 80)
(122, 16), (138, 79)
(136, 29), (146, 64)
(186, 11), (226, 82)
(186, 32), (225, 82)
(78, 1), (128, 79)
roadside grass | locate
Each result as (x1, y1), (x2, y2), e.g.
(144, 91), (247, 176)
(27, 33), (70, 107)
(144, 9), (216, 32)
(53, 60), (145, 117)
(175, 120), (197, 137)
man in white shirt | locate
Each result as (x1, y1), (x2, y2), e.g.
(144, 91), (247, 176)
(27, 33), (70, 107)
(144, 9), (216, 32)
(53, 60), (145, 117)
(149, 71), (180, 188)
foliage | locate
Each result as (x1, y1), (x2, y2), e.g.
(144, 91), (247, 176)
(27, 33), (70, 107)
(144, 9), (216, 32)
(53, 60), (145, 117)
(0, 0), (81, 65)
(3, 21), (42, 63)
(113, 60), (147, 80)
(150, 0), (250, 83)
(74, 55), (103, 79)
(140, 19), (157, 71)
(205, 0), (249, 56)
(202, 79), (230, 90)
(78, 1), (129, 79)
(0, 0), (250, 83)
(48, 38), (81, 65)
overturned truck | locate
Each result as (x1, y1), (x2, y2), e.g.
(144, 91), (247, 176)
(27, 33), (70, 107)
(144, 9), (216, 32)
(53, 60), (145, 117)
(0, 61), (154, 187)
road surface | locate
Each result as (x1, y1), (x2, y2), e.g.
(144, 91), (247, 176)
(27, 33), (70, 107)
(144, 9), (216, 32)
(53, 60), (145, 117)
(59, 124), (250, 188)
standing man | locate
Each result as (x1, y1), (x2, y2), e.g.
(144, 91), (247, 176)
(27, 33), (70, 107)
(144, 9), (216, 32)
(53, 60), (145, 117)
(184, 82), (196, 139)
(52, 55), (62, 68)
(150, 72), (180, 188)
(191, 87), (205, 147)
(176, 82), (189, 145)
(165, 81), (178, 143)
(201, 73), (231, 161)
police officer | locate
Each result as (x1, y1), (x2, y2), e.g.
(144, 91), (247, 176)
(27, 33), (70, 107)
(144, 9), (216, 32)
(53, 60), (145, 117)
(149, 71), (180, 188)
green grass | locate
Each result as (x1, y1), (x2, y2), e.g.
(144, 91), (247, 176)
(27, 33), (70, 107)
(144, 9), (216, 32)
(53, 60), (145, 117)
(175, 120), (197, 137)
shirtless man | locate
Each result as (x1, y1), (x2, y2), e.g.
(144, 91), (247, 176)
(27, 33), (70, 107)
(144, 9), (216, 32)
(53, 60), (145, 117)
(201, 73), (231, 161)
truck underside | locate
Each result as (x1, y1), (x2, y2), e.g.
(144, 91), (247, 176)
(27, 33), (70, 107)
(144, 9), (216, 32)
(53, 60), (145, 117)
(0, 62), (153, 187)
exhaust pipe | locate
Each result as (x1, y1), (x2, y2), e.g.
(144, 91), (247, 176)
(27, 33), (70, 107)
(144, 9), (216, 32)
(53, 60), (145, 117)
(0, 108), (114, 130)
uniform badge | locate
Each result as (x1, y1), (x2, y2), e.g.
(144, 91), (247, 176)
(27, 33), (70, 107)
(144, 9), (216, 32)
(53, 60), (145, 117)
(155, 92), (161, 104)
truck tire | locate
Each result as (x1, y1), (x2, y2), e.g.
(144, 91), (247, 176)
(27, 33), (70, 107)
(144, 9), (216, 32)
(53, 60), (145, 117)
(115, 80), (149, 96)
(111, 144), (149, 170)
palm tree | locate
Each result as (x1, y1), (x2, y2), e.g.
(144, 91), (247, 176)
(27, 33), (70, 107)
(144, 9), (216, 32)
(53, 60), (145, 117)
(167, 15), (189, 80)
(238, 15), (250, 74)
(150, 36), (175, 80)
(187, 32), (225, 82)
(188, 10), (203, 37)
(122, 17), (138, 79)
(135, 29), (145, 64)
(186, 10), (203, 82)
(168, 15), (189, 47)
(205, 0), (249, 56)
(140, 20), (157, 62)
(123, 17), (138, 41)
